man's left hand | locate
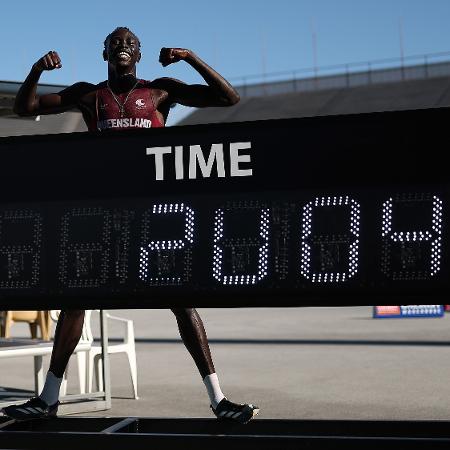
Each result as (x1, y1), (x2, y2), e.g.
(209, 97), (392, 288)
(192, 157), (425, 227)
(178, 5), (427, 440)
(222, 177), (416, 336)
(159, 48), (191, 67)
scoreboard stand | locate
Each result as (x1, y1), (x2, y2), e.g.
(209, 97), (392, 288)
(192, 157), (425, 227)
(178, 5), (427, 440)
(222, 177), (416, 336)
(1, 416), (450, 449)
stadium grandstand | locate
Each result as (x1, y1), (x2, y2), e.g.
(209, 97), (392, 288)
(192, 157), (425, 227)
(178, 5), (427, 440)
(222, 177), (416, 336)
(1, 51), (450, 135)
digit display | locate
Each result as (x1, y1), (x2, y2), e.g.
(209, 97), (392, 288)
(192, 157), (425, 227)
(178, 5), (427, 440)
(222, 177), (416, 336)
(0, 108), (448, 308)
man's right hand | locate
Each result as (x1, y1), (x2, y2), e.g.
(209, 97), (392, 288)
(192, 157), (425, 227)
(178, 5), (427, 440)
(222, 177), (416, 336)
(33, 51), (62, 72)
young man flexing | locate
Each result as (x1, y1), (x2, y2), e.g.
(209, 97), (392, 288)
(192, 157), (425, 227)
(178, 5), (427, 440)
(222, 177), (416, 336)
(2, 27), (258, 424)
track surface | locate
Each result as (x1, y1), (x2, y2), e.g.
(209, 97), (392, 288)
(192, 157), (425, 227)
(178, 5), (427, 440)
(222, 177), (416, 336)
(2, 306), (450, 421)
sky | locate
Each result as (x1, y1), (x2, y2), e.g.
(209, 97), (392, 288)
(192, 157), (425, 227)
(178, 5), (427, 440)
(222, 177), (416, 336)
(2, 0), (450, 123)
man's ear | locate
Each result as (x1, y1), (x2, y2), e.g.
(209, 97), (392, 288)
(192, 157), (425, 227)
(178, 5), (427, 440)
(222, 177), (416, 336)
(137, 51), (141, 63)
(103, 49), (108, 61)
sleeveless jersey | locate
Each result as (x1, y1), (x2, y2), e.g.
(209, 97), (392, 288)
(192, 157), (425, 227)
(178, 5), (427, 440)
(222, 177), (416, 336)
(89, 80), (164, 131)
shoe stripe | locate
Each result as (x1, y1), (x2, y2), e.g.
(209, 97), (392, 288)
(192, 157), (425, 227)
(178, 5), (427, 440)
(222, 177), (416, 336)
(16, 408), (30, 414)
(28, 407), (41, 414)
(216, 404), (258, 421)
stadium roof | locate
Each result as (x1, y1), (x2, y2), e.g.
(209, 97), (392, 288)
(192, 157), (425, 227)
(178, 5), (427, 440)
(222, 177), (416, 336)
(177, 76), (450, 125)
(178, 61), (450, 125)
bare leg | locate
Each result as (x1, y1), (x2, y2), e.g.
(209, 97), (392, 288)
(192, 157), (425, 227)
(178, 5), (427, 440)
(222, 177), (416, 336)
(49, 310), (85, 377)
(1, 309), (86, 417)
(171, 307), (259, 422)
(171, 307), (215, 378)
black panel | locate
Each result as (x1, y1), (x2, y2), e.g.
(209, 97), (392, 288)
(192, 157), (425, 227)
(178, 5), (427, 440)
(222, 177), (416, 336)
(0, 109), (448, 308)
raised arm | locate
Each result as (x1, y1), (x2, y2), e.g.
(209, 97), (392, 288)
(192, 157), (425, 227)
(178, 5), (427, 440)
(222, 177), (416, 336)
(155, 48), (240, 108)
(14, 51), (90, 116)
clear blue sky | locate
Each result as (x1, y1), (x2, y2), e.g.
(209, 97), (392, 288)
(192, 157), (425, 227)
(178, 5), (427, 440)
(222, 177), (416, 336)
(2, 0), (450, 123)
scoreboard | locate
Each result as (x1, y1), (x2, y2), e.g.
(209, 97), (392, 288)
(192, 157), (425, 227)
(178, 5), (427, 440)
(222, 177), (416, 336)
(0, 108), (448, 309)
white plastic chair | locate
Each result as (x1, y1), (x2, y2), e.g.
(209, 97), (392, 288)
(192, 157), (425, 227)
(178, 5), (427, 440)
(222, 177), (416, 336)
(87, 311), (138, 399)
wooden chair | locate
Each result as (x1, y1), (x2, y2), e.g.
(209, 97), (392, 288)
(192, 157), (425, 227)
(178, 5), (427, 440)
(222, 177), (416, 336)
(0, 311), (50, 340)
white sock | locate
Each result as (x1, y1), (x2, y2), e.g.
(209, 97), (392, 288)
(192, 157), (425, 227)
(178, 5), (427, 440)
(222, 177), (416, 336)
(203, 373), (225, 409)
(39, 371), (62, 406)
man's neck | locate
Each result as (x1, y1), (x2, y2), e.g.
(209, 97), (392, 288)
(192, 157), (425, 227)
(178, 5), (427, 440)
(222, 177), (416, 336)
(107, 69), (138, 93)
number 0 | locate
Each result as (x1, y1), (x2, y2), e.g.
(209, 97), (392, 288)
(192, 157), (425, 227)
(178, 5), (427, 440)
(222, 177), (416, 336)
(300, 196), (360, 283)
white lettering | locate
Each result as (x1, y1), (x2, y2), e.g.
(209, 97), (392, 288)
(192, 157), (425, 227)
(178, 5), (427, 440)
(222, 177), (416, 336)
(175, 145), (184, 180)
(146, 147), (172, 181)
(97, 117), (152, 130)
(230, 142), (252, 177)
(145, 141), (253, 180)
(189, 144), (225, 179)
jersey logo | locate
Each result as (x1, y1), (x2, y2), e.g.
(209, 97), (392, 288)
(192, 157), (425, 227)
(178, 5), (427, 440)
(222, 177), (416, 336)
(99, 103), (108, 109)
(136, 99), (146, 108)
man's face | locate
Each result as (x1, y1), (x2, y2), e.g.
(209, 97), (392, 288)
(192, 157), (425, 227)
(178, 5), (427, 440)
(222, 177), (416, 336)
(104, 29), (141, 69)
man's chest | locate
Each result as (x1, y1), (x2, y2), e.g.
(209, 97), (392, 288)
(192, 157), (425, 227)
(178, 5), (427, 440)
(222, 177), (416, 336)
(78, 85), (167, 131)
(78, 86), (167, 115)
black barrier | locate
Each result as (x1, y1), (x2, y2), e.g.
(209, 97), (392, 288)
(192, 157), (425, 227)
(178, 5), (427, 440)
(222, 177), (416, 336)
(0, 108), (449, 309)
(1, 417), (450, 449)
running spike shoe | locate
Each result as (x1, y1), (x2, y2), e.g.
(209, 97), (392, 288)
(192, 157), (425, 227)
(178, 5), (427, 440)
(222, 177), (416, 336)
(1, 397), (59, 421)
(211, 398), (259, 424)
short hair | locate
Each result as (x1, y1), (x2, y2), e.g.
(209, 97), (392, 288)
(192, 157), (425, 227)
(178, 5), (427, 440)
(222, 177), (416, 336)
(104, 27), (141, 49)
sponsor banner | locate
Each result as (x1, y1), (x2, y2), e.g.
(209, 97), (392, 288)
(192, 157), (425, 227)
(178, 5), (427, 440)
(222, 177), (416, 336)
(373, 305), (444, 318)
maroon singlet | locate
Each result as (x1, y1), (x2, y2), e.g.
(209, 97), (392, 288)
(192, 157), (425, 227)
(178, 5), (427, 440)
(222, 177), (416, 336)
(89, 80), (164, 131)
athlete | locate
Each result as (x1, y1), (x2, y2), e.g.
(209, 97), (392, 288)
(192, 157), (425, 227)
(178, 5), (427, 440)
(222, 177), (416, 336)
(2, 27), (258, 424)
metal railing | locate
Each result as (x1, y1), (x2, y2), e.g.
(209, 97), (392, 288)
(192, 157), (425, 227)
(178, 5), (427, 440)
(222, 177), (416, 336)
(230, 50), (450, 98)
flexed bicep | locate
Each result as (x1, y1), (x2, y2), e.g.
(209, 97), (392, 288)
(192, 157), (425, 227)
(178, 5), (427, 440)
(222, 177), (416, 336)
(153, 78), (232, 108)
(16, 82), (93, 116)
(157, 49), (239, 107)
(14, 49), (94, 117)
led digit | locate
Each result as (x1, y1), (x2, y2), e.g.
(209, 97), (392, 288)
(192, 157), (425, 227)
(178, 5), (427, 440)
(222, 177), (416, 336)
(381, 194), (442, 279)
(59, 208), (111, 288)
(112, 210), (132, 284)
(139, 203), (194, 285)
(300, 196), (360, 282)
(213, 203), (270, 285)
(0, 210), (42, 289)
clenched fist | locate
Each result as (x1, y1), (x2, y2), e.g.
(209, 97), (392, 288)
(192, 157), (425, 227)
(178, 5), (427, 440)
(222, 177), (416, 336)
(159, 47), (191, 67)
(33, 51), (62, 72)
